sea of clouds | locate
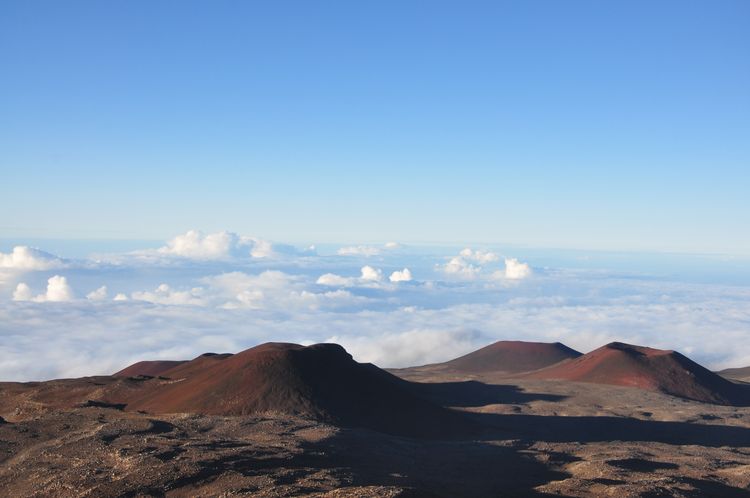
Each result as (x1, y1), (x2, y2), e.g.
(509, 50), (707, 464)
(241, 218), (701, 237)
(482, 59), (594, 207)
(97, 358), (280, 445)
(1, 230), (750, 381)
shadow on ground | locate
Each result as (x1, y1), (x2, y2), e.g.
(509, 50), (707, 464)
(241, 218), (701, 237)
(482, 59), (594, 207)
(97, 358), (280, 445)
(470, 412), (750, 447)
(154, 427), (571, 497)
(406, 380), (567, 407)
(403, 378), (750, 447)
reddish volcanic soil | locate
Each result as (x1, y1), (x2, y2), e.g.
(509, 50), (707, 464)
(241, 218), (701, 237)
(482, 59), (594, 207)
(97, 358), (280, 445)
(525, 342), (749, 405)
(112, 343), (470, 438)
(435, 340), (582, 374)
(114, 360), (187, 377)
(3, 340), (750, 496)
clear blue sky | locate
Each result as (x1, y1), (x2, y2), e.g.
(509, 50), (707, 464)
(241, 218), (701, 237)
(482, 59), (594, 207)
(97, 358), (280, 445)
(1, 1), (748, 253)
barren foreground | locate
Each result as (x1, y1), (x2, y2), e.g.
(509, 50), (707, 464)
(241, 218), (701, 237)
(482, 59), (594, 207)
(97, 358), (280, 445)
(2, 374), (750, 497)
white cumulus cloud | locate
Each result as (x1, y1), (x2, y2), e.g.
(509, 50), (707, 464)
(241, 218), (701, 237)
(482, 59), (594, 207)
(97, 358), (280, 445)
(317, 266), (385, 287)
(45, 276), (74, 301)
(158, 230), (241, 259)
(155, 230), (314, 260)
(14, 276), (74, 302)
(360, 265), (383, 281)
(389, 268), (412, 282)
(86, 286), (108, 301)
(0, 246), (65, 270)
(441, 248), (499, 279)
(12, 282), (32, 301)
(503, 257), (532, 280)
(460, 248), (499, 264)
(442, 255), (481, 279)
(442, 248), (530, 281)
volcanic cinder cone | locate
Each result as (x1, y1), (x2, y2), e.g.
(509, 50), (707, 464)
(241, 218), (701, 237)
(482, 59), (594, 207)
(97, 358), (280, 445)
(114, 360), (188, 377)
(718, 366), (750, 383)
(426, 340), (582, 374)
(526, 342), (749, 405)
(116, 343), (470, 438)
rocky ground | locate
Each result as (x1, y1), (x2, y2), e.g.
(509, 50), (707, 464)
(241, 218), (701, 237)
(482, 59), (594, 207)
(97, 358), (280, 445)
(2, 373), (750, 497)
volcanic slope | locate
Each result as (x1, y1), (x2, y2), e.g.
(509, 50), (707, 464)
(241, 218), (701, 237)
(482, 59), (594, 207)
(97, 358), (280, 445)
(114, 360), (188, 377)
(116, 342), (470, 438)
(718, 366), (750, 383)
(526, 342), (750, 405)
(418, 341), (582, 375)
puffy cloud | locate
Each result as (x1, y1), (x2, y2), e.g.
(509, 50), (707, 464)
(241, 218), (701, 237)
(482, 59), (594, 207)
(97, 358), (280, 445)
(441, 248), (499, 279)
(45, 276), (74, 302)
(158, 230), (241, 259)
(86, 286), (108, 301)
(384, 242), (402, 250)
(0, 246), (65, 270)
(442, 248), (530, 281)
(113, 293), (129, 301)
(360, 265), (383, 281)
(503, 258), (532, 280)
(389, 268), (412, 283)
(442, 255), (481, 279)
(12, 282), (32, 301)
(459, 248), (499, 264)
(156, 230), (314, 260)
(14, 276), (74, 302)
(491, 258), (532, 281)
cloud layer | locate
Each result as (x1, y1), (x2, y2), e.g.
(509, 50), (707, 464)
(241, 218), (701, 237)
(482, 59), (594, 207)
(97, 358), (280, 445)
(1, 231), (749, 382)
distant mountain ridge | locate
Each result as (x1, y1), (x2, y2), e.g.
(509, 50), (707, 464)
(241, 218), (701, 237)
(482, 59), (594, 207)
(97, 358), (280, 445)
(429, 340), (583, 374)
(525, 342), (749, 405)
(718, 366), (750, 383)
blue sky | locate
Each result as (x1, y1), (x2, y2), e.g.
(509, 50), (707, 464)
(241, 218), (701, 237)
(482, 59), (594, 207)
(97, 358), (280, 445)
(1, 1), (749, 253)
